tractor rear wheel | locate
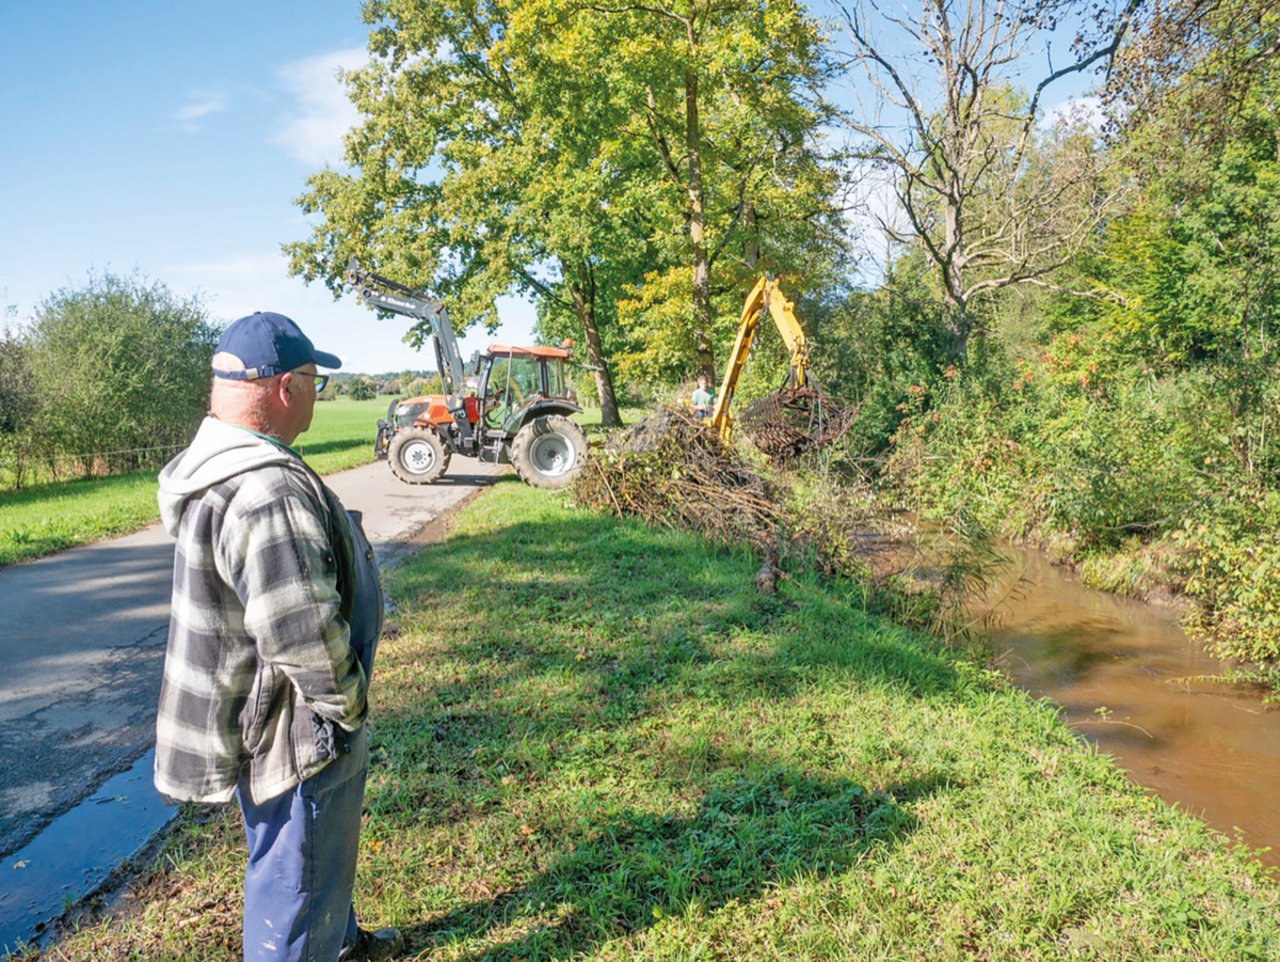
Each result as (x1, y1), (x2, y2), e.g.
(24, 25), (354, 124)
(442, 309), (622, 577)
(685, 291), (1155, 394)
(511, 415), (588, 489)
(388, 427), (451, 484)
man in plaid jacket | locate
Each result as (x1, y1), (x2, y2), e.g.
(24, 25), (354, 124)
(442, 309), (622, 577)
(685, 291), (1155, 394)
(155, 312), (402, 961)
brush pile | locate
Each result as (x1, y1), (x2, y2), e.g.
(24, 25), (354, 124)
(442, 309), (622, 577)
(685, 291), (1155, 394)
(574, 406), (1005, 643)
(573, 407), (782, 551)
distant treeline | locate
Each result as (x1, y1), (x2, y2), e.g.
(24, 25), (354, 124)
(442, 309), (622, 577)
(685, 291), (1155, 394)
(320, 370), (442, 402)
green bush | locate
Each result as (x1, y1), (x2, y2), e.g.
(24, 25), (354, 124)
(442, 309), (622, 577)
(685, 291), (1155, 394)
(879, 320), (1280, 687)
(810, 271), (952, 459)
(20, 272), (218, 482)
(0, 328), (38, 488)
(1180, 489), (1280, 679)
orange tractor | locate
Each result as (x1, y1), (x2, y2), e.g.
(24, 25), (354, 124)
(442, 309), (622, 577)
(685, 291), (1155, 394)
(349, 263), (589, 489)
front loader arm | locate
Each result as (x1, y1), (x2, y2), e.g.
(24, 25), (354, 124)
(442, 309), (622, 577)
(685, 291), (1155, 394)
(346, 260), (467, 402)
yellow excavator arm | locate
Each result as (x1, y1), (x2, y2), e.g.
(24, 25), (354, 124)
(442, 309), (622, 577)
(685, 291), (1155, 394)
(709, 277), (811, 442)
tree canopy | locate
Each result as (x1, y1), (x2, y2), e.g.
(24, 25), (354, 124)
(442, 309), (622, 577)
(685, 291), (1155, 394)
(5, 272), (217, 484)
(287, 0), (846, 413)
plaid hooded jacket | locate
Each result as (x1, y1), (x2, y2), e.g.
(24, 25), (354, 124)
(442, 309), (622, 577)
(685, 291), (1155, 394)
(154, 417), (369, 805)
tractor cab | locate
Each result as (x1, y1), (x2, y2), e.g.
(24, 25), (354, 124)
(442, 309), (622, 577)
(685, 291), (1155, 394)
(477, 343), (575, 435)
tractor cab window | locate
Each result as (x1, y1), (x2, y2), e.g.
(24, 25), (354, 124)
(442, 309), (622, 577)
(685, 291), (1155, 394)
(545, 358), (568, 400)
(485, 353), (541, 426)
(510, 355), (540, 401)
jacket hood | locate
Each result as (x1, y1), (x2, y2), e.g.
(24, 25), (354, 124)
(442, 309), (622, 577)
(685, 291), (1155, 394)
(157, 417), (298, 535)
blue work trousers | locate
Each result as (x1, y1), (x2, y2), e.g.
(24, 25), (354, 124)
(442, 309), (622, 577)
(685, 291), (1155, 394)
(236, 724), (368, 962)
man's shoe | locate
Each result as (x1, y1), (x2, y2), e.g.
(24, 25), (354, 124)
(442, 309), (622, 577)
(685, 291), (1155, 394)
(339, 926), (405, 961)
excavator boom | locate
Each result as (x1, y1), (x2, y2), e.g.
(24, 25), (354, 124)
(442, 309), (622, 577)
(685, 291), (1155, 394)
(708, 277), (853, 458)
(710, 277), (811, 442)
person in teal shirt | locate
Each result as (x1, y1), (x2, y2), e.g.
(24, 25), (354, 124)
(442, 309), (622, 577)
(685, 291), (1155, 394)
(691, 373), (715, 419)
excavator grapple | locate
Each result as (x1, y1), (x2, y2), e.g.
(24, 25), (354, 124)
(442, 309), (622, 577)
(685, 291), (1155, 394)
(739, 384), (854, 459)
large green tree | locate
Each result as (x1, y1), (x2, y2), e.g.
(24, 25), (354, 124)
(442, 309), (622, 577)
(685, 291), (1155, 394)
(287, 0), (663, 426)
(535, 0), (844, 382)
(288, 0), (845, 406)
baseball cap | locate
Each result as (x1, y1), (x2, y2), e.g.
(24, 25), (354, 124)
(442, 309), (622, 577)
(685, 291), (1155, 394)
(212, 311), (342, 380)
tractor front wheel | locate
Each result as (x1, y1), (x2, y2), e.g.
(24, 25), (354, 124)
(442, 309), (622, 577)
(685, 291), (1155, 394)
(511, 415), (588, 489)
(388, 427), (451, 484)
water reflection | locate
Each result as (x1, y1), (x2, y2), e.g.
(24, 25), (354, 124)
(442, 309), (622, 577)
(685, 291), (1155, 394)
(0, 750), (173, 953)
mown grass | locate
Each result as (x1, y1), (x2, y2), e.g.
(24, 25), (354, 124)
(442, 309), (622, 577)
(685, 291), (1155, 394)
(294, 395), (393, 475)
(0, 398), (389, 568)
(24, 482), (1280, 961)
(572, 404), (649, 436)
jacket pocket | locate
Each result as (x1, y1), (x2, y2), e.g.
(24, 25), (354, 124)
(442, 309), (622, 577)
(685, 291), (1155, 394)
(293, 707), (341, 795)
(241, 663), (277, 755)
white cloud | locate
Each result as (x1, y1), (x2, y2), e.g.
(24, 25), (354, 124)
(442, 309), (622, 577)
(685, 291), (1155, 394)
(173, 90), (227, 130)
(271, 47), (369, 167)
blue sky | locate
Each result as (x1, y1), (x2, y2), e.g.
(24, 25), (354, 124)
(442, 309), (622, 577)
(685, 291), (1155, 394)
(0, 0), (537, 374)
(0, 2), (1099, 374)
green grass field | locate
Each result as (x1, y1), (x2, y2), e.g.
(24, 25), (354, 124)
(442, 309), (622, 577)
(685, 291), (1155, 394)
(29, 482), (1280, 961)
(0, 398), (389, 569)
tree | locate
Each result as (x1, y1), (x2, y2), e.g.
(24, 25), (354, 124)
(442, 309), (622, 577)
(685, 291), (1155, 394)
(1050, 11), (1280, 483)
(348, 376), (377, 401)
(834, 0), (1141, 357)
(0, 328), (33, 436)
(0, 326), (38, 487)
(25, 272), (218, 478)
(543, 0), (846, 381)
(287, 0), (653, 426)
(1111, 0), (1280, 140)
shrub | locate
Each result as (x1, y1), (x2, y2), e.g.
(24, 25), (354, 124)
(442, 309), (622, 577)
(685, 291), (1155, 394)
(24, 272), (218, 479)
(348, 376), (377, 401)
(0, 328), (38, 487)
(1180, 489), (1280, 680)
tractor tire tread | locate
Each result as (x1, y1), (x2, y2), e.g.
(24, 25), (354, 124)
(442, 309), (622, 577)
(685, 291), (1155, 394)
(511, 415), (588, 490)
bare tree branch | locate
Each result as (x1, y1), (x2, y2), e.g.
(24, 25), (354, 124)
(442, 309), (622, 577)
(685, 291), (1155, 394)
(831, 0), (1137, 354)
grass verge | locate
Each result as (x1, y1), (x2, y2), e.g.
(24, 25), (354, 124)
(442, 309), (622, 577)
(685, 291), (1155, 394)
(0, 398), (389, 569)
(23, 481), (1279, 960)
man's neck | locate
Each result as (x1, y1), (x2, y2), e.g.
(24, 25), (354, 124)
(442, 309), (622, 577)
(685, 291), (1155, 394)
(210, 412), (297, 448)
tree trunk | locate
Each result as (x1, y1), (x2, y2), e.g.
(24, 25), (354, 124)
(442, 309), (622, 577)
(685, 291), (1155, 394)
(570, 269), (622, 427)
(685, 67), (715, 380)
(942, 192), (971, 358)
(943, 300), (972, 360)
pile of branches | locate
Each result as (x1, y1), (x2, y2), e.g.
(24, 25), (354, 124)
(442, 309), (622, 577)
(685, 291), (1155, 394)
(572, 407), (783, 552)
(575, 407), (1010, 646)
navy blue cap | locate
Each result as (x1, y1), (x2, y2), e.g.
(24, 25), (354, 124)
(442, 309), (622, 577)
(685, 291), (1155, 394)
(212, 312), (342, 380)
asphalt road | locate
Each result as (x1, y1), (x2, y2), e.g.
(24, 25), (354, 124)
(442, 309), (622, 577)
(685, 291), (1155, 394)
(0, 458), (506, 858)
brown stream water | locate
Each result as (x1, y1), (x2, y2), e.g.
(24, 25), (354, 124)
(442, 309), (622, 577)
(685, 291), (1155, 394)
(982, 546), (1280, 867)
